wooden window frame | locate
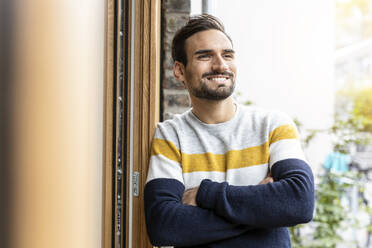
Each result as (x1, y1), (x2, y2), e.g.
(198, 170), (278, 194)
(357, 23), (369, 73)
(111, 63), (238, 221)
(102, 0), (161, 247)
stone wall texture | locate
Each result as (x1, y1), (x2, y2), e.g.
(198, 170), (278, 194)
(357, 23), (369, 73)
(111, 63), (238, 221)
(161, 0), (191, 120)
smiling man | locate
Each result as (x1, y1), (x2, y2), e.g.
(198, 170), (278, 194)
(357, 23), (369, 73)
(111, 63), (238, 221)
(144, 14), (314, 248)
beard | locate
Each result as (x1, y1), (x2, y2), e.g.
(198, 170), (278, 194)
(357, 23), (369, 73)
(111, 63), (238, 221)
(189, 77), (235, 100)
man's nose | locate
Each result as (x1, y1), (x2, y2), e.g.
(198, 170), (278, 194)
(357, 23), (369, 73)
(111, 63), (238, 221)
(212, 55), (229, 72)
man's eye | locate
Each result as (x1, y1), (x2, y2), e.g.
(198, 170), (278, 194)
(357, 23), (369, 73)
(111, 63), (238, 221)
(224, 54), (234, 59)
(198, 54), (211, 59)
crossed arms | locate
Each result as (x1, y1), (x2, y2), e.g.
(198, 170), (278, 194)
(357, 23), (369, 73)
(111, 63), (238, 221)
(144, 158), (314, 247)
(181, 172), (274, 206)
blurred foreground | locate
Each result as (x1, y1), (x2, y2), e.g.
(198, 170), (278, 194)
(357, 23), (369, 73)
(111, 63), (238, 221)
(1, 1), (104, 248)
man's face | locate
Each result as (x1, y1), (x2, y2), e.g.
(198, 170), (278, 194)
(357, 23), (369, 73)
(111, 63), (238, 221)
(174, 29), (237, 101)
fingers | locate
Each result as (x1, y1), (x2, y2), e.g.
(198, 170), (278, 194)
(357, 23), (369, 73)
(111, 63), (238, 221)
(259, 176), (274, 185)
(182, 187), (198, 206)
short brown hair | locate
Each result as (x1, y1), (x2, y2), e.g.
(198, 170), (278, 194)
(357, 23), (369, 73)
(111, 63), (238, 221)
(171, 14), (232, 66)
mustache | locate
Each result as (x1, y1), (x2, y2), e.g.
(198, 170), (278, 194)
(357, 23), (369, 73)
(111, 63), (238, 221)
(202, 71), (234, 78)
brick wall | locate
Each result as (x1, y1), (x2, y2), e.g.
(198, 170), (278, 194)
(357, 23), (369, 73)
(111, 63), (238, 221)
(161, 0), (191, 120)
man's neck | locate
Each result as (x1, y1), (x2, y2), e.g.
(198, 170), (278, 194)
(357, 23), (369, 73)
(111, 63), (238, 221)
(190, 97), (236, 124)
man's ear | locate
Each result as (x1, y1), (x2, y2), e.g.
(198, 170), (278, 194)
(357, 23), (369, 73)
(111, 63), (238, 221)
(173, 61), (186, 84)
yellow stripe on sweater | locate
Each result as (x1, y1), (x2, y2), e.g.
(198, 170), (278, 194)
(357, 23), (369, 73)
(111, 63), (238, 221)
(151, 124), (298, 173)
(269, 124), (299, 145)
(151, 138), (181, 163)
(182, 144), (269, 173)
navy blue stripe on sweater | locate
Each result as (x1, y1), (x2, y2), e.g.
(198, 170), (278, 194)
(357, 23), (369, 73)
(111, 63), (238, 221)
(144, 158), (314, 247)
(176, 227), (291, 248)
(196, 158), (314, 227)
(144, 178), (249, 247)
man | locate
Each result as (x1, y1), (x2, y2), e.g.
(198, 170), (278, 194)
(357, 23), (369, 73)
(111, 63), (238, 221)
(144, 14), (314, 247)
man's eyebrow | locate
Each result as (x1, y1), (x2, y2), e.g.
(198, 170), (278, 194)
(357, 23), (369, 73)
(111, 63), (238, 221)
(224, 49), (235, 53)
(194, 49), (235, 55)
(194, 49), (213, 55)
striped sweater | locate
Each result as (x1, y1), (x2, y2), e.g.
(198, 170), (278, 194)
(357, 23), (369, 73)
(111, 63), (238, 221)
(144, 104), (314, 247)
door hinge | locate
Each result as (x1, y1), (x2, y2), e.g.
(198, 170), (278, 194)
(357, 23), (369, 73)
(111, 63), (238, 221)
(133, 171), (139, 197)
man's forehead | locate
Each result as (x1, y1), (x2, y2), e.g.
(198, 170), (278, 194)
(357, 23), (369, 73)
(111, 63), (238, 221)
(185, 29), (233, 53)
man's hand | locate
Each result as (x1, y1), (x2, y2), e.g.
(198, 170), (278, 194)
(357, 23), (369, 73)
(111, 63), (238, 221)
(182, 186), (199, 206)
(259, 173), (274, 185)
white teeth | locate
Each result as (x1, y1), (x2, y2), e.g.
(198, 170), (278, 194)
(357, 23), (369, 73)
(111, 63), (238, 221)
(209, 77), (227, 82)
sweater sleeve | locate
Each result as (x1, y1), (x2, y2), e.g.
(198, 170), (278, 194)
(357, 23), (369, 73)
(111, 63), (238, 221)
(195, 111), (314, 227)
(145, 178), (249, 247)
(195, 158), (314, 227)
(144, 124), (249, 247)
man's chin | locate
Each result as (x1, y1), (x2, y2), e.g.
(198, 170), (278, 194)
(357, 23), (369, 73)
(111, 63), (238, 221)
(190, 82), (235, 100)
(196, 91), (234, 101)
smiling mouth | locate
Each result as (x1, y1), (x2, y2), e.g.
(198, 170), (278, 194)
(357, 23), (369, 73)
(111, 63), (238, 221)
(203, 71), (234, 83)
(205, 75), (230, 83)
